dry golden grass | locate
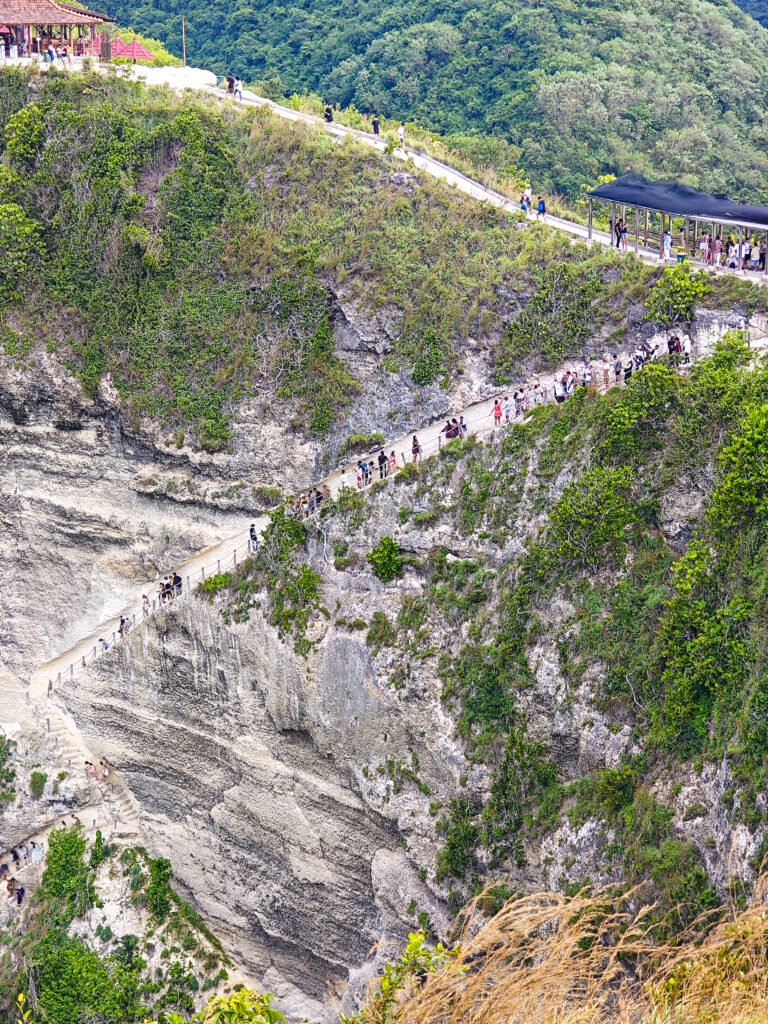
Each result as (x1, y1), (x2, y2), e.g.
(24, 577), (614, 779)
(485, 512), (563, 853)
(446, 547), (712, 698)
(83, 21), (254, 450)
(361, 882), (768, 1024)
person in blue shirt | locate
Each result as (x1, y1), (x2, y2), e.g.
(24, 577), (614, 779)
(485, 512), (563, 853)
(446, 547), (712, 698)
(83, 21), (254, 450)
(536, 197), (546, 221)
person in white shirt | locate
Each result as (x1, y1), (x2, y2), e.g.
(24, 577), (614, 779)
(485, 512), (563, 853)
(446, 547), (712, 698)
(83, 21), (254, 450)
(397, 123), (406, 146)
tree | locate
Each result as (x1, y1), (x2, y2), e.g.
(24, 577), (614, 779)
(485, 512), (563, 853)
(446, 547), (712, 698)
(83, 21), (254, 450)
(0, 202), (43, 301)
(644, 264), (711, 326)
(548, 466), (636, 569)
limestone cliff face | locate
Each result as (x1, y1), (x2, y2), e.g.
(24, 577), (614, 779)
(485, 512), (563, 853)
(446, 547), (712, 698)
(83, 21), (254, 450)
(0, 355), (245, 674)
(57, 600), (452, 1020)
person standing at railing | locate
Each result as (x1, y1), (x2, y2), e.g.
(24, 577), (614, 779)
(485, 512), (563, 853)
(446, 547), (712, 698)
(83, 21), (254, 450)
(412, 435), (422, 463)
(142, 595), (150, 618)
(173, 572), (183, 597)
(249, 524), (260, 554)
(388, 451), (397, 475)
(377, 450), (388, 479)
(459, 416), (467, 438)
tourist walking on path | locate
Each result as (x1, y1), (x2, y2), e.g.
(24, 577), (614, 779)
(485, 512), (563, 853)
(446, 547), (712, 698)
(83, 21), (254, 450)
(234, 79), (243, 101)
(411, 435), (422, 463)
(536, 197), (546, 221)
(324, 104), (334, 123)
(662, 230), (672, 261)
(372, 115), (380, 135)
(398, 123), (406, 146)
(493, 400), (503, 426)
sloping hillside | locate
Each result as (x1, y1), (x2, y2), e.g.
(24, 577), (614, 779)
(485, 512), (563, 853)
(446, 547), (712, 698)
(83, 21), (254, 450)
(103, 0), (768, 198)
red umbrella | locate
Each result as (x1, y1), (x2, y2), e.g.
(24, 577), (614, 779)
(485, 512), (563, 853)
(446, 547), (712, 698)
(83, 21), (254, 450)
(117, 36), (155, 61)
(0, 25), (11, 33)
(109, 36), (128, 55)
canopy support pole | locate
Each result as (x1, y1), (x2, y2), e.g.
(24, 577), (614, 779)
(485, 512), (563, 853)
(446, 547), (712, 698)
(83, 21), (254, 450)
(634, 207), (639, 254)
(685, 218), (690, 257)
(765, 230), (768, 275)
(610, 202), (616, 247)
(587, 198), (593, 241)
(738, 226), (742, 272)
(644, 209), (648, 247)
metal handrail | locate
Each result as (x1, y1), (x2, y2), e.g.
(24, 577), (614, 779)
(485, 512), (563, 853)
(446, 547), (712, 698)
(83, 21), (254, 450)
(47, 355), (689, 689)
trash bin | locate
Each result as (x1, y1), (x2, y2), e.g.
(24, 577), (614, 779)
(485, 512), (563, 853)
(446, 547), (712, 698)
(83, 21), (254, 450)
(676, 253), (687, 265)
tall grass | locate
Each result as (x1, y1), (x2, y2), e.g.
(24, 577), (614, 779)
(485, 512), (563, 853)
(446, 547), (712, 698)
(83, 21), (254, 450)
(359, 881), (768, 1024)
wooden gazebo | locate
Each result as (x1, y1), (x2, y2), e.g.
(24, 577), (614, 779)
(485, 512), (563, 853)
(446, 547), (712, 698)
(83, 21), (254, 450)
(0, 0), (110, 58)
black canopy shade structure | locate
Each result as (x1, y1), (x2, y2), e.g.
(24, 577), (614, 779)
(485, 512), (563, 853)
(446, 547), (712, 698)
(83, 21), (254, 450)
(584, 174), (768, 274)
(587, 174), (768, 230)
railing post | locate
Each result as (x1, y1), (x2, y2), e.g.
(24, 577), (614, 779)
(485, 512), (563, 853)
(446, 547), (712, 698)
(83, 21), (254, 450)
(217, 559), (221, 573)
(56, 672), (61, 686)
(233, 549), (237, 567)
(201, 566), (206, 581)
(186, 576), (190, 590)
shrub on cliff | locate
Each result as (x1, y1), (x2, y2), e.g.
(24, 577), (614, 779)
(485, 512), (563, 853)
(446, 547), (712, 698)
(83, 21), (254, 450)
(368, 536), (405, 582)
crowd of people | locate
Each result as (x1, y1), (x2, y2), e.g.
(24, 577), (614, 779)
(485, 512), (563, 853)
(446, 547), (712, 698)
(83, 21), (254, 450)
(290, 484), (332, 519)
(2, 810), (93, 909)
(1, 838), (43, 908)
(284, 334), (699, 518)
(613, 219), (768, 272)
(0, 32), (94, 60)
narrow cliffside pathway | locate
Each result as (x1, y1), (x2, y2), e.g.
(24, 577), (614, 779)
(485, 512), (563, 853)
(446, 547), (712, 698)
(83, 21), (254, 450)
(127, 66), (768, 289)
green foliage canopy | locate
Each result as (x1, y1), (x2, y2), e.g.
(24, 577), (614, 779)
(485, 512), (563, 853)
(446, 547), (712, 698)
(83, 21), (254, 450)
(105, 0), (768, 198)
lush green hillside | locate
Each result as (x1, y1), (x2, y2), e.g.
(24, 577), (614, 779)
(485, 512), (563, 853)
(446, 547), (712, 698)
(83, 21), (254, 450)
(735, 0), (768, 24)
(0, 68), (680, 451)
(103, 0), (768, 199)
(0, 69), (763, 453)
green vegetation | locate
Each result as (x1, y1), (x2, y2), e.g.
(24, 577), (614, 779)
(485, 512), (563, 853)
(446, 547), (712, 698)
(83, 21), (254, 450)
(29, 770), (47, 800)
(107, 0), (768, 199)
(0, 736), (16, 802)
(0, 71), (540, 445)
(368, 536), (405, 583)
(212, 506), (323, 655)
(309, 331), (768, 929)
(340, 930), (452, 1024)
(644, 264), (712, 327)
(1, 829), (239, 1022)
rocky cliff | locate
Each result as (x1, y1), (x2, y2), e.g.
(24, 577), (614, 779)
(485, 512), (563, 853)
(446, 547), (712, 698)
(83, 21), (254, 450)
(57, 599), (452, 1020)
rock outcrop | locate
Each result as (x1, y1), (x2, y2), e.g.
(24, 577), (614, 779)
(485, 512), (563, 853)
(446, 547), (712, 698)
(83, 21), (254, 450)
(58, 600), (453, 1020)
